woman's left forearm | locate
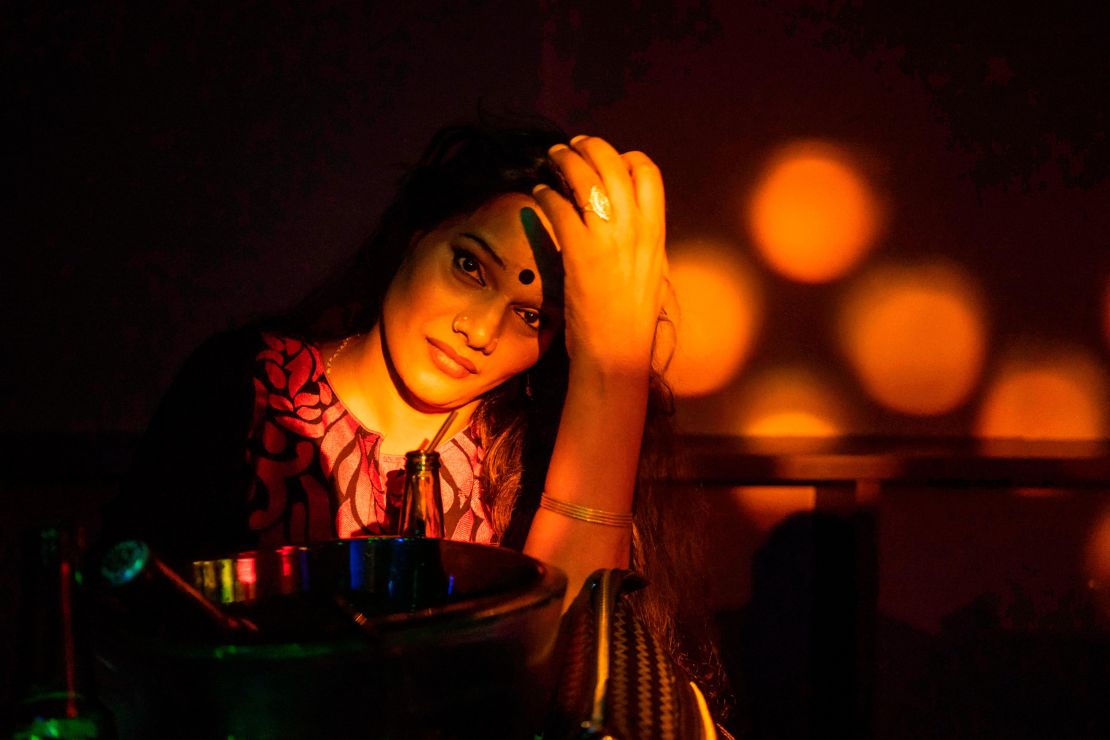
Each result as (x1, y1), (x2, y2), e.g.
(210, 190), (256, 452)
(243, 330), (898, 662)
(523, 360), (649, 604)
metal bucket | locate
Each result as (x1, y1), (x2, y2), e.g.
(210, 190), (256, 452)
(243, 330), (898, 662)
(94, 537), (567, 738)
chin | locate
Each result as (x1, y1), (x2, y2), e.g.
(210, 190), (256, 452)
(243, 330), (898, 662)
(401, 372), (482, 412)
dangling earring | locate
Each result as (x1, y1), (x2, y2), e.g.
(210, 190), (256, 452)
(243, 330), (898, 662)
(524, 372), (534, 400)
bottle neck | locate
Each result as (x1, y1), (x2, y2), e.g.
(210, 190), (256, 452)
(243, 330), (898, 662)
(399, 450), (444, 538)
(404, 450), (441, 476)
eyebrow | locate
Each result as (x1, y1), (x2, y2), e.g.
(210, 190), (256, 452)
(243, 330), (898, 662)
(460, 232), (506, 269)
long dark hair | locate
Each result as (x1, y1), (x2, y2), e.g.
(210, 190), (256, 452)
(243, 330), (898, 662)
(291, 116), (728, 716)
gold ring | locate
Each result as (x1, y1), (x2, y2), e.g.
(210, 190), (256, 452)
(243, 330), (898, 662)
(582, 185), (613, 222)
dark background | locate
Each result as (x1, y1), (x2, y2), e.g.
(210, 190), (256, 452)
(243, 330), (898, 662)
(8, 1), (1109, 438)
(5, 1), (1110, 735)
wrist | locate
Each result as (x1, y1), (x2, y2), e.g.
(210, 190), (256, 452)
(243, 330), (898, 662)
(567, 352), (652, 387)
(566, 365), (651, 410)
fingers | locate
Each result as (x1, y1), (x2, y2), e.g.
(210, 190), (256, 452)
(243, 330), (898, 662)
(569, 135), (636, 220)
(620, 150), (665, 242)
(531, 182), (582, 255)
(537, 136), (666, 276)
(546, 144), (613, 226)
(548, 136), (635, 226)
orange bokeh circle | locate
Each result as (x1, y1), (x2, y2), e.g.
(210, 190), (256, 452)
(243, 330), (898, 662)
(730, 486), (816, 532)
(747, 141), (883, 283)
(736, 366), (846, 437)
(664, 241), (762, 397)
(839, 261), (987, 416)
(976, 347), (1108, 440)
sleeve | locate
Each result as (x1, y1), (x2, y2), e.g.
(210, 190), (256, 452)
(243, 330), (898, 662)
(99, 328), (264, 562)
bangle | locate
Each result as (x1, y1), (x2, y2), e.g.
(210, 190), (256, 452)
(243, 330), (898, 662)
(539, 493), (633, 528)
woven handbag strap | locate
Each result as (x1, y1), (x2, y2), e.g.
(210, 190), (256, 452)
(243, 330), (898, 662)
(603, 572), (705, 740)
(549, 569), (717, 739)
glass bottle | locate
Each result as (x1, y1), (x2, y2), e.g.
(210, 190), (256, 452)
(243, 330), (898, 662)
(7, 524), (116, 739)
(398, 450), (445, 539)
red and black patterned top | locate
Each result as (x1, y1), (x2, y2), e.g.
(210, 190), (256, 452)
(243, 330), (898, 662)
(104, 329), (498, 560)
(246, 332), (495, 548)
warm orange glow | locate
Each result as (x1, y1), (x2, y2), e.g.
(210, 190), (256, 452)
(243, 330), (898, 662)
(730, 486), (815, 531)
(736, 367), (846, 436)
(747, 141), (883, 283)
(976, 347), (1108, 439)
(664, 240), (762, 397)
(839, 260), (987, 416)
(747, 411), (838, 437)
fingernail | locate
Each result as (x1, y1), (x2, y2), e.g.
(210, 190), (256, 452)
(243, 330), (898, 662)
(570, 134), (589, 145)
(532, 184), (549, 195)
(548, 144), (568, 155)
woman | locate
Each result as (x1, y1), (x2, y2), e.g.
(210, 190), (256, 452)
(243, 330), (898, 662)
(105, 117), (725, 714)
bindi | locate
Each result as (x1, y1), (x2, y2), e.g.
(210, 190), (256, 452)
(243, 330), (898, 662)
(517, 269), (535, 285)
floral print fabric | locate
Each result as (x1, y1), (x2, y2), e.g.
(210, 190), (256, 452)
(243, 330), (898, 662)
(244, 333), (494, 549)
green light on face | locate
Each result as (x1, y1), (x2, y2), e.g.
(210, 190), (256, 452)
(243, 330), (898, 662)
(100, 540), (150, 586)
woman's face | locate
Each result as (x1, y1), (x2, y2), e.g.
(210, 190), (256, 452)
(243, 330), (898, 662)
(380, 193), (564, 411)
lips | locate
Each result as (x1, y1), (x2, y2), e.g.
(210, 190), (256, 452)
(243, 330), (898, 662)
(427, 338), (478, 379)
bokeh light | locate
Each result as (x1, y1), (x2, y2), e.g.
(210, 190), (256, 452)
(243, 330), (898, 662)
(839, 260), (987, 416)
(736, 366), (847, 436)
(664, 240), (762, 397)
(976, 346), (1108, 440)
(746, 140), (883, 283)
(730, 486), (815, 532)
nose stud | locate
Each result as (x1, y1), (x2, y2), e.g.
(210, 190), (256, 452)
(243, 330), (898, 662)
(452, 313), (497, 354)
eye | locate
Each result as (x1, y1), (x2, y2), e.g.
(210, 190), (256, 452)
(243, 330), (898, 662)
(515, 307), (543, 330)
(452, 247), (485, 286)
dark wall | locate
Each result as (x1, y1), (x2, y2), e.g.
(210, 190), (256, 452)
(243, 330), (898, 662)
(9, 1), (1109, 437)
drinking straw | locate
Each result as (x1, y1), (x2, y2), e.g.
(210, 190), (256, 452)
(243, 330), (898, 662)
(424, 409), (458, 452)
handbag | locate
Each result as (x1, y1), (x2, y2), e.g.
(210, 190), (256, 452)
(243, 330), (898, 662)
(546, 569), (728, 740)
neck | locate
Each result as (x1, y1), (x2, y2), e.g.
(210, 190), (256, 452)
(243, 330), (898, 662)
(328, 327), (475, 455)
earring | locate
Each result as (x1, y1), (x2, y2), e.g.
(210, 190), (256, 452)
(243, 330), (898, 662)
(524, 372), (534, 400)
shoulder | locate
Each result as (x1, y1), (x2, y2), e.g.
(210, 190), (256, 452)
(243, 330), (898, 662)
(252, 330), (327, 394)
(255, 331), (324, 367)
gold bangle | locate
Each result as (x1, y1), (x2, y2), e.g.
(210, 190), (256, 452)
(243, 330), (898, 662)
(539, 493), (633, 528)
